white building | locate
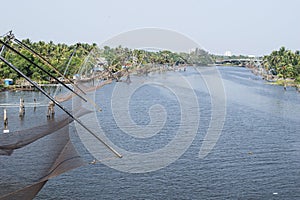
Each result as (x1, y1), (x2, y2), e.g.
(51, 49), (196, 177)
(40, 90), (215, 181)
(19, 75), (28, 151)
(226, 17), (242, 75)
(224, 51), (232, 57)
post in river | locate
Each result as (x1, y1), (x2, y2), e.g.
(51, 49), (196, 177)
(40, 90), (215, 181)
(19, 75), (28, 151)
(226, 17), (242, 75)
(47, 101), (55, 118)
(3, 109), (9, 133)
(19, 98), (25, 117)
(34, 98), (37, 112)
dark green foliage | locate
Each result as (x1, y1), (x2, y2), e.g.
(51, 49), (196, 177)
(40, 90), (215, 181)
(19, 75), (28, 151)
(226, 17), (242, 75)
(263, 47), (300, 80)
(100, 46), (212, 67)
(0, 40), (93, 82)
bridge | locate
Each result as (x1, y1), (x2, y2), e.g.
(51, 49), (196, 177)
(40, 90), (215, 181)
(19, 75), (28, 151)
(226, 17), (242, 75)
(215, 58), (263, 67)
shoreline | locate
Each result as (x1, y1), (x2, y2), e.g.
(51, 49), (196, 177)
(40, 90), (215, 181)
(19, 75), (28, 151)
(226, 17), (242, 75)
(0, 83), (72, 92)
(247, 66), (300, 91)
(1, 65), (300, 93)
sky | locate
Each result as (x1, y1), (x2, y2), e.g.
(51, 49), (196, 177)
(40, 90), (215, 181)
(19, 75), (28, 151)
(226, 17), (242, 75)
(0, 0), (299, 56)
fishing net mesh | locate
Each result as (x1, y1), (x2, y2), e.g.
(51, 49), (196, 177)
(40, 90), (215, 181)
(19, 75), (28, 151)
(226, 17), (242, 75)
(0, 47), (116, 199)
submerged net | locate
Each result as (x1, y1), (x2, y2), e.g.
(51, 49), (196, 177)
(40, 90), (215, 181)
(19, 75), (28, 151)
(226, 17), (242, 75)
(0, 109), (90, 199)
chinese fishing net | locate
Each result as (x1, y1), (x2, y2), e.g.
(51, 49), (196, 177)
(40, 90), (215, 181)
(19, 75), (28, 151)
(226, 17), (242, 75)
(0, 47), (119, 199)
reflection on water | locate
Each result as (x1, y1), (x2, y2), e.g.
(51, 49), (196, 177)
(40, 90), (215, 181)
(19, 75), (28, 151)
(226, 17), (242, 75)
(1, 66), (300, 199)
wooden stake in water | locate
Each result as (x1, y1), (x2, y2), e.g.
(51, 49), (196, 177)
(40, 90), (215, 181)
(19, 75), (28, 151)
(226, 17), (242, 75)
(34, 98), (37, 112)
(4, 108), (8, 128)
(19, 98), (25, 117)
(47, 101), (55, 118)
(3, 109), (9, 133)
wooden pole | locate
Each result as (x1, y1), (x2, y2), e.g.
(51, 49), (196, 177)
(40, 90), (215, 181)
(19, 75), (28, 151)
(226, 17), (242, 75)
(47, 101), (55, 118)
(34, 98), (37, 112)
(4, 109), (8, 128)
(19, 98), (25, 117)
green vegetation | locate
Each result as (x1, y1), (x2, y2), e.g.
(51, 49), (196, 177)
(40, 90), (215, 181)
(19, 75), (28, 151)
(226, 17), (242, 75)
(263, 47), (300, 85)
(0, 39), (96, 82)
(0, 40), (212, 84)
(100, 46), (213, 69)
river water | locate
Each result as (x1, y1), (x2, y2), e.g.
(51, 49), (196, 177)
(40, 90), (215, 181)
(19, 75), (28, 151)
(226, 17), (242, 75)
(1, 66), (300, 199)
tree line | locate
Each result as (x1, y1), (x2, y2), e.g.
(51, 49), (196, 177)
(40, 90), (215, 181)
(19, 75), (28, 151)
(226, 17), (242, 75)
(0, 40), (213, 84)
(101, 46), (213, 68)
(0, 39), (96, 82)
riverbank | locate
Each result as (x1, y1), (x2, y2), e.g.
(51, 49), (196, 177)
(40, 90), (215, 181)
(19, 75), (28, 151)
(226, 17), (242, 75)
(266, 78), (299, 87)
(0, 84), (42, 92)
(0, 83), (73, 92)
(248, 66), (300, 91)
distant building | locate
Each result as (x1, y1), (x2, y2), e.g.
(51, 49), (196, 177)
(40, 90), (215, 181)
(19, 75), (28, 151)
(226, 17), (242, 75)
(224, 51), (232, 57)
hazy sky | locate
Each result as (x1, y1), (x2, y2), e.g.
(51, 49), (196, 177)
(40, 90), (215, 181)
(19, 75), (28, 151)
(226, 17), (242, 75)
(1, 0), (299, 56)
